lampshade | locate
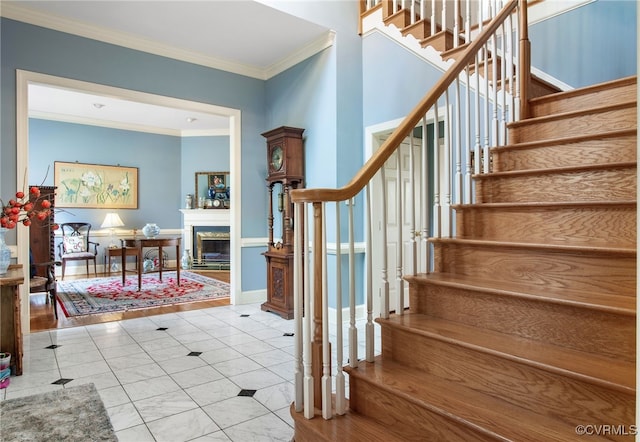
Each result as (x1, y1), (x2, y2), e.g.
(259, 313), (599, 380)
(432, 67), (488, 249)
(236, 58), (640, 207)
(101, 213), (124, 229)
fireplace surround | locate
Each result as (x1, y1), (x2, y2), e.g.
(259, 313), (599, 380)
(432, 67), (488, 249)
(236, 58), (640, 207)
(180, 209), (230, 270)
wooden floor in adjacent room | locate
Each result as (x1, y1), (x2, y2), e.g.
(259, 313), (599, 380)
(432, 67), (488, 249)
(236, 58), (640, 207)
(30, 270), (231, 332)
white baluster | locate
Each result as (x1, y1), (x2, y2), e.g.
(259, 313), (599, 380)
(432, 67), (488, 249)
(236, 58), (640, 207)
(492, 31), (499, 151)
(421, 116), (431, 272)
(334, 201), (345, 415)
(433, 104), (441, 238)
(474, 52), (481, 176)
(484, 40), (491, 174)
(380, 167), (390, 318)
(348, 202), (358, 367)
(443, 89), (452, 238)
(365, 186), (374, 362)
(302, 203), (314, 419)
(294, 203), (304, 413)
(321, 203), (331, 420)
(465, 0), (471, 43)
(431, 0), (436, 36)
(441, 0), (447, 36)
(453, 0), (460, 47)
(408, 134), (417, 276)
(464, 66), (472, 204)
(395, 149), (404, 314)
(455, 77), (463, 206)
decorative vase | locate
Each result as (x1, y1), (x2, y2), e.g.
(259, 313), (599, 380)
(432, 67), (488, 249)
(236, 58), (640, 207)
(142, 223), (160, 238)
(0, 228), (11, 275)
(185, 194), (193, 209)
(181, 249), (193, 270)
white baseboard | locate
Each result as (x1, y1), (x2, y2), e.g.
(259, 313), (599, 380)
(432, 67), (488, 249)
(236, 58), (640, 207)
(328, 304), (366, 324)
(235, 289), (266, 305)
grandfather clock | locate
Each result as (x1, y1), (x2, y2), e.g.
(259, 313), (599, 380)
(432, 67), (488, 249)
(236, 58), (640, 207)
(262, 126), (304, 319)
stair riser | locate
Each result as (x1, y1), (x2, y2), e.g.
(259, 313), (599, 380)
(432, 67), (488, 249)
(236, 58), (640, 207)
(530, 81), (637, 117)
(492, 134), (637, 172)
(475, 167), (636, 203)
(421, 30), (454, 52)
(432, 243), (636, 296)
(348, 375), (498, 442)
(409, 282), (635, 361)
(456, 205), (636, 247)
(508, 106), (636, 144)
(402, 19), (431, 41)
(380, 325), (635, 427)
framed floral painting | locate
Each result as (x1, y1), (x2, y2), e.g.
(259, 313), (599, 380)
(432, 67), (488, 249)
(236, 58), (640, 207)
(54, 161), (138, 209)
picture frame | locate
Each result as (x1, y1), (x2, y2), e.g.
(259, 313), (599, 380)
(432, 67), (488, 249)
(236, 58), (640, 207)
(195, 171), (230, 207)
(54, 161), (138, 209)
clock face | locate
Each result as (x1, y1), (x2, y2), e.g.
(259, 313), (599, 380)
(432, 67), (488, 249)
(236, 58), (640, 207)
(270, 145), (284, 172)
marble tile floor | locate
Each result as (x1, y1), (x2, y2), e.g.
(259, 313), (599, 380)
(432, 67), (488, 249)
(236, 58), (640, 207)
(1, 303), (302, 442)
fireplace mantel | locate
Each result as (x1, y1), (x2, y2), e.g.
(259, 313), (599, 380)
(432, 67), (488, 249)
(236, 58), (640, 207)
(180, 209), (230, 253)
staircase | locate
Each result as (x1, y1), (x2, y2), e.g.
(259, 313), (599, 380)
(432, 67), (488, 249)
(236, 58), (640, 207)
(293, 76), (637, 440)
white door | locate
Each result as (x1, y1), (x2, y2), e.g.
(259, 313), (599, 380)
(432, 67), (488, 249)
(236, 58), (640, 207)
(371, 134), (422, 317)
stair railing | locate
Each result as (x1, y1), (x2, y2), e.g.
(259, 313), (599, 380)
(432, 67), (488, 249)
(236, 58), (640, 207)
(291, 0), (529, 421)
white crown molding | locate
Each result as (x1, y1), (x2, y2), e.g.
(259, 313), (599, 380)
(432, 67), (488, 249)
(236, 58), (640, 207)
(29, 110), (231, 137)
(265, 30), (336, 79)
(1, 3), (333, 81)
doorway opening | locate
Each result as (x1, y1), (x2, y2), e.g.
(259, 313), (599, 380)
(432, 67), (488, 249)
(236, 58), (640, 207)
(17, 70), (242, 332)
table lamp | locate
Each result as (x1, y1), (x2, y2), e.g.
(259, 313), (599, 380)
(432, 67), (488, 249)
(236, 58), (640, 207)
(101, 213), (125, 248)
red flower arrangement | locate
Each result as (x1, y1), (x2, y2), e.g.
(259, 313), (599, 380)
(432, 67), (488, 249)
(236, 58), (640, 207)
(0, 186), (58, 230)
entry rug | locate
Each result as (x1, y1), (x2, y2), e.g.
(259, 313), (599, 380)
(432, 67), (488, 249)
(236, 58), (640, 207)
(0, 383), (117, 441)
(57, 271), (230, 317)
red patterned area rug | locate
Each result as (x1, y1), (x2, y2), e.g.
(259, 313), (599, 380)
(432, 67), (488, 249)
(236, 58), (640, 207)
(56, 271), (230, 317)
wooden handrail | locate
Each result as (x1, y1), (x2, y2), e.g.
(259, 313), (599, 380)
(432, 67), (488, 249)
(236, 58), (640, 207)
(291, 0), (523, 204)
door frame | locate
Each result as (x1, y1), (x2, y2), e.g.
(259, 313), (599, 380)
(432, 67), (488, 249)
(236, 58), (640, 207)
(16, 70), (243, 332)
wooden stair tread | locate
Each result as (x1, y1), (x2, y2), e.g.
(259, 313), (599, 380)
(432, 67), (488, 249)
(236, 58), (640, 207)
(529, 76), (637, 106)
(490, 128), (637, 153)
(377, 314), (635, 393)
(453, 200), (637, 210)
(406, 272), (636, 316)
(429, 237), (636, 256)
(346, 357), (614, 442)
(290, 402), (408, 442)
(473, 160), (637, 180)
(508, 99), (637, 128)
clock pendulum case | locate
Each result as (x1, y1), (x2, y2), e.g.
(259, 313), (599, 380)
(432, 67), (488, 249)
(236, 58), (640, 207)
(262, 126), (305, 319)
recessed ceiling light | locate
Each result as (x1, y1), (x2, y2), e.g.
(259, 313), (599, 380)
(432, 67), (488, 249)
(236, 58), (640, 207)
(186, 117), (197, 123)
(93, 103), (105, 109)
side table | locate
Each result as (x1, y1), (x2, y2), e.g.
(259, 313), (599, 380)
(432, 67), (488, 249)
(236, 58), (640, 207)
(0, 265), (25, 375)
(105, 247), (139, 276)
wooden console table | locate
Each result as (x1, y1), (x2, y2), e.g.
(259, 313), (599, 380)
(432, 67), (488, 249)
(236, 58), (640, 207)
(0, 265), (25, 375)
(120, 236), (181, 291)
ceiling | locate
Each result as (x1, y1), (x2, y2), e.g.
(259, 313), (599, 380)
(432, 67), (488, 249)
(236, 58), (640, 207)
(2, 1), (333, 134)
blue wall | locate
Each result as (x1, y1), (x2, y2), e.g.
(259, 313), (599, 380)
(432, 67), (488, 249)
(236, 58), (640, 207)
(181, 135), (230, 199)
(1, 17), (267, 291)
(529, 0), (637, 88)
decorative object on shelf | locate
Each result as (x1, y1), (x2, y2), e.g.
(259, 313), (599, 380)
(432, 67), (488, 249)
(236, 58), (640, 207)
(144, 248), (168, 270)
(185, 194), (193, 209)
(142, 223), (160, 238)
(143, 259), (154, 272)
(100, 212), (124, 248)
(196, 172), (230, 209)
(181, 249), (193, 270)
(0, 228), (11, 275)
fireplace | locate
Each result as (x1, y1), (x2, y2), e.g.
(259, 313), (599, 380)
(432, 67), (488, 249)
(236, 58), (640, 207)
(180, 209), (230, 270)
(193, 227), (230, 269)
